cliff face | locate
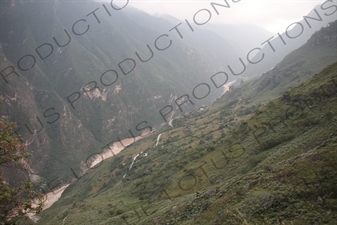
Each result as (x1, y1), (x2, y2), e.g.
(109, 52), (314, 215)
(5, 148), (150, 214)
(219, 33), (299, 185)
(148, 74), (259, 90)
(0, 0), (241, 182)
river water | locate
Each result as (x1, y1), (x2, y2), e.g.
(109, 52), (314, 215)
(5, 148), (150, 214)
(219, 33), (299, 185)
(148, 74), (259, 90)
(32, 81), (232, 215)
(31, 132), (150, 219)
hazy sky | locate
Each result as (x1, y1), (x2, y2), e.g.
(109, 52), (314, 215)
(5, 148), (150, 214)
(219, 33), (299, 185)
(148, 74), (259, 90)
(109, 0), (331, 33)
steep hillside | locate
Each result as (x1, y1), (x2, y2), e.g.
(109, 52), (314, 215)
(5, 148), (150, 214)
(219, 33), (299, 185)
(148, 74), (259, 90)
(1, 1), (336, 224)
(229, 20), (337, 104)
(34, 61), (337, 224)
(0, 0), (241, 182)
(242, 1), (336, 78)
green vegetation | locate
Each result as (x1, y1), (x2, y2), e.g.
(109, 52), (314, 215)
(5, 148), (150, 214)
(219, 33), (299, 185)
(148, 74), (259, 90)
(0, 112), (43, 224)
(35, 59), (337, 224)
(1, 2), (336, 223)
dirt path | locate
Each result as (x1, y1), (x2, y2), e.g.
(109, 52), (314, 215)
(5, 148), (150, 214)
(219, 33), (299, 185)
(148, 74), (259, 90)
(156, 133), (163, 146)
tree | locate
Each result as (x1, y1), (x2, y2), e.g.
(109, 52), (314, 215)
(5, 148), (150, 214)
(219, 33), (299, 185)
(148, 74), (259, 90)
(0, 116), (43, 224)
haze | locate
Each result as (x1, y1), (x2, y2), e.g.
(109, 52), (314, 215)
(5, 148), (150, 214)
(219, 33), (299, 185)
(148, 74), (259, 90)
(104, 0), (330, 33)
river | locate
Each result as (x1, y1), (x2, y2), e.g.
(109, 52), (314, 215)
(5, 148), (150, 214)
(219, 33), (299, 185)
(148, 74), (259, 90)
(30, 132), (150, 220)
(37, 82), (233, 213)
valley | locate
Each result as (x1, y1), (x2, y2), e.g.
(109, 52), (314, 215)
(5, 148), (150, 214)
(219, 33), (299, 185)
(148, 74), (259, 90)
(33, 21), (337, 224)
(0, 0), (336, 224)
(35, 60), (337, 225)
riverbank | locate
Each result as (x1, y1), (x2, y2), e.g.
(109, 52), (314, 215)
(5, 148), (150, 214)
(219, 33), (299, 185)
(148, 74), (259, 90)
(29, 131), (150, 221)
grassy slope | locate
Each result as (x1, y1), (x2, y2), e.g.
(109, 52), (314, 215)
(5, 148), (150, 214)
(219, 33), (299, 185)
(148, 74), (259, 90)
(34, 59), (337, 224)
(33, 21), (337, 225)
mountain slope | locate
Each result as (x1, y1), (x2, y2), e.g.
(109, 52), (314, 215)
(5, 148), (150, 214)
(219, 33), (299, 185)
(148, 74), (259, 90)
(33, 19), (337, 223)
(0, 0), (241, 182)
(35, 59), (337, 225)
(242, 2), (337, 78)
(227, 20), (337, 105)
(204, 23), (275, 59)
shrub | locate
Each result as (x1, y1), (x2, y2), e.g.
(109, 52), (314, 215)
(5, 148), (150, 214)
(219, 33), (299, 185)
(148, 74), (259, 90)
(263, 164), (273, 172)
(0, 117), (43, 223)
(235, 186), (246, 196)
(258, 134), (294, 152)
(248, 155), (262, 168)
(116, 209), (124, 215)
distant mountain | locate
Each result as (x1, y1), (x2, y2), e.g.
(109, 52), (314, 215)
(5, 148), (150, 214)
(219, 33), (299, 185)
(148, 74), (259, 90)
(132, 9), (242, 71)
(203, 23), (275, 59)
(230, 19), (337, 103)
(160, 14), (274, 67)
(242, 2), (337, 78)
